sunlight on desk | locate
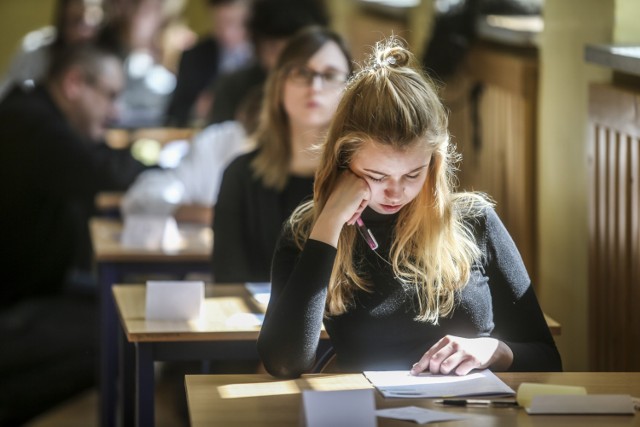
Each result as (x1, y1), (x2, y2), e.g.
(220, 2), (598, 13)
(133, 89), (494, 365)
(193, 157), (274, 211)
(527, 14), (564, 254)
(217, 381), (301, 399)
(215, 374), (373, 399)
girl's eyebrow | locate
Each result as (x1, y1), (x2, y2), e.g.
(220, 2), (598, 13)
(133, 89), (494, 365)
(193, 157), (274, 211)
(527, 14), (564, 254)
(363, 164), (429, 176)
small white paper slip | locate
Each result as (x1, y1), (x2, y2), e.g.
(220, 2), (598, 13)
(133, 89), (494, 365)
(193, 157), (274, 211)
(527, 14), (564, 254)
(145, 281), (204, 320)
(301, 389), (376, 427)
(527, 394), (636, 415)
(121, 214), (181, 250)
(376, 406), (468, 424)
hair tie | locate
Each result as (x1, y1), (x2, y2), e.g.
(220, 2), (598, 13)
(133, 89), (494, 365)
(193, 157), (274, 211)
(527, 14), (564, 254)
(372, 56), (397, 71)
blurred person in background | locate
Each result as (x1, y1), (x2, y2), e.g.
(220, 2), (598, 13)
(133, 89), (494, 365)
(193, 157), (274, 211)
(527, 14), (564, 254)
(166, 0), (254, 127)
(212, 25), (352, 283)
(206, 0), (329, 131)
(0, 0), (104, 101)
(0, 44), (147, 426)
(97, 0), (191, 127)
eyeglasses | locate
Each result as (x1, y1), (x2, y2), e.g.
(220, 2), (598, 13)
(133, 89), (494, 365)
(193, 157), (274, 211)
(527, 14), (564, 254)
(287, 65), (348, 89)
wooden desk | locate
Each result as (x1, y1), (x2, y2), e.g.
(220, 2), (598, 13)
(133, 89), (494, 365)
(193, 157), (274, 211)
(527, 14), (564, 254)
(114, 284), (330, 427)
(186, 372), (640, 427)
(91, 218), (212, 427)
(543, 313), (561, 336)
(106, 127), (196, 149)
(95, 191), (124, 217)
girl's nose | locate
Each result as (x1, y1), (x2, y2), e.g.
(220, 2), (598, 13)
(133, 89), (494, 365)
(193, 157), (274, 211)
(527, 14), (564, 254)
(384, 181), (403, 201)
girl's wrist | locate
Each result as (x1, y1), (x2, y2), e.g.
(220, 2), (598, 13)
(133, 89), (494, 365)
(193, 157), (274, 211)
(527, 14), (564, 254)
(309, 213), (343, 248)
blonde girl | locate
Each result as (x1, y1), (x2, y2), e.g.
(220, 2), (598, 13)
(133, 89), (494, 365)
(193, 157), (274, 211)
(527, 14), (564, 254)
(258, 38), (561, 378)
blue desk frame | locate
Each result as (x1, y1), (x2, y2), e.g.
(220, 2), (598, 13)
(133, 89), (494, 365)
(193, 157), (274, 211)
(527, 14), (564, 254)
(98, 261), (211, 427)
(119, 331), (260, 427)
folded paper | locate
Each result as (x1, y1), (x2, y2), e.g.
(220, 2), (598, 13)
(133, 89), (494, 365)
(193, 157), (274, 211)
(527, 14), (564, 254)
(145, 280), (204, 320)
(301, 389), (376, 427)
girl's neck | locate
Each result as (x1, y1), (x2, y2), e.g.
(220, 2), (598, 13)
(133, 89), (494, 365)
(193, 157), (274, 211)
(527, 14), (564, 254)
(288, 122), (324, 177)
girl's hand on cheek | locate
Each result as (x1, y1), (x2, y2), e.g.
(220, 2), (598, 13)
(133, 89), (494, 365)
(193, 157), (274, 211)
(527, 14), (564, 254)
(322, 171), (371, 226)
(310, 171), (370, 247)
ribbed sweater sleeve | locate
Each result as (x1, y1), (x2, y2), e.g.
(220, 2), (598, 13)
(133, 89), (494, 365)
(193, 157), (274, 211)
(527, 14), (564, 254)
(481, 209), (563, 372)
(257, 233), (336, 378)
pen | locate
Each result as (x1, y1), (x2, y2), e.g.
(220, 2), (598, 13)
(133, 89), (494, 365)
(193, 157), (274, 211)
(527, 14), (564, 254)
(355, 217), (378, 250)
(434, 399), (519, 408)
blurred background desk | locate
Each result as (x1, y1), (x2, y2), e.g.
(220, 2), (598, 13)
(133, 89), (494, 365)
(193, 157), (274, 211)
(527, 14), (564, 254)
(114, 284), (263, 427)
(185, 372), (640, 427)
(90, 218), (212, 427)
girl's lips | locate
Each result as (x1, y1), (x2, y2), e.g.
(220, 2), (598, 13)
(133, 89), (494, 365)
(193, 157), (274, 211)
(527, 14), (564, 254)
(380, 203), (402, 213)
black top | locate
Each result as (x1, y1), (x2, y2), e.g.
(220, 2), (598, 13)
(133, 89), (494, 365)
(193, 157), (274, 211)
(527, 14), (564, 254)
(212, 149), (314, 283)
(0, 85), (146, 306)
(258, 207), (562, 378)
(207, 63), (266, 125)
(165, 36), (221, 126)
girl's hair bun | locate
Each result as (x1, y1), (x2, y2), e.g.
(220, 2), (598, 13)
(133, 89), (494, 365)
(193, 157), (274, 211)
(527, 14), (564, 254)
(369, 38), (411, 71)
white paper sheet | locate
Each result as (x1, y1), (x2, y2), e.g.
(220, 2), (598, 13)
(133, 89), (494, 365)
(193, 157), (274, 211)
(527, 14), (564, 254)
(363, 369), (515, 399)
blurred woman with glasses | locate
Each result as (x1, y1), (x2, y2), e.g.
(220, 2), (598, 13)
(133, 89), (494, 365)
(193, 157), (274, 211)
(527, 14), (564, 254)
(212, 26), (352, 283)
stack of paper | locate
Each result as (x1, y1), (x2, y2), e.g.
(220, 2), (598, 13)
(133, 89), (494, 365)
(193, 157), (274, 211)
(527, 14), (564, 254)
(363, 369), (515, 399)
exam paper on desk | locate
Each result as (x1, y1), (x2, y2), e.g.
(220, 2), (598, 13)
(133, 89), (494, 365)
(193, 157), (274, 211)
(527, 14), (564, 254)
(363, 369), (515, 398)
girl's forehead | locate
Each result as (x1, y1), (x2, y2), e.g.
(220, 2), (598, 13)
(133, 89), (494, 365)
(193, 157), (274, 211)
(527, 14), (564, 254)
(351, 139), (430, 170)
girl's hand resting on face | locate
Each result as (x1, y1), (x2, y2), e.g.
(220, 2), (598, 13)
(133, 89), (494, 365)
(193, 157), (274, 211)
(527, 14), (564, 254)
(410, 335), (514, 376)
(309, 170), (370, 247)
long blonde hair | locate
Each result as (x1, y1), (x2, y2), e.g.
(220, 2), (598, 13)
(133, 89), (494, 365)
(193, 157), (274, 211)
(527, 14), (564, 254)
(289, 38), (491, 324)
(250, 26), (352, 190)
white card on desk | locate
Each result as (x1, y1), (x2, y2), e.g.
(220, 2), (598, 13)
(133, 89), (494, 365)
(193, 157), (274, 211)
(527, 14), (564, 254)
(527, 394), (636, 415)
(121, 214), (181, 250)
(301, 389), (376, 427)
(145, 281), (204, 320)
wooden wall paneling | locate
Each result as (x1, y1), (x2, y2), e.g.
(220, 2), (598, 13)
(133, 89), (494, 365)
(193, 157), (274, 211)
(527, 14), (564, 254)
(449, 43), (538, 283)
(588, 83), (640, 371)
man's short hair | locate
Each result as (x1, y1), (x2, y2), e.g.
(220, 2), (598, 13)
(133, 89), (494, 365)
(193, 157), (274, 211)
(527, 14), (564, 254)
(46, 43), (120, 84)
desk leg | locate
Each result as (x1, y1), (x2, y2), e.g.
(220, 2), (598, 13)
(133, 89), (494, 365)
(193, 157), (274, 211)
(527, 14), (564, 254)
(120, 326), (135, 427)
(99, 263), (120, 427)
(136, 343), (155, 427)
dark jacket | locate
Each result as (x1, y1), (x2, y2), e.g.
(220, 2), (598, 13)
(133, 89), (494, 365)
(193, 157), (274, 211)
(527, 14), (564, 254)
(212, 149), (314, 283)
(0, 85), (146, 306)
(165, 36), (221, 126)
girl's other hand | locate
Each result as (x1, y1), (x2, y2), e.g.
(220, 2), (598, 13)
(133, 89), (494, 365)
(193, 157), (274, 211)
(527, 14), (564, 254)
(410, 335), (514, 376)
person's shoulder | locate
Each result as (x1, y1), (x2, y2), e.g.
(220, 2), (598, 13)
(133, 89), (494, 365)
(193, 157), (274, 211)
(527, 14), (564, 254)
(224, 147), (259, 172)
(216, 63), (264, 86)
(0, 85), (54, 121)
(196, 120), (247, 142)
(19, 26), (56, 52)
(182, 36), (220, 61)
